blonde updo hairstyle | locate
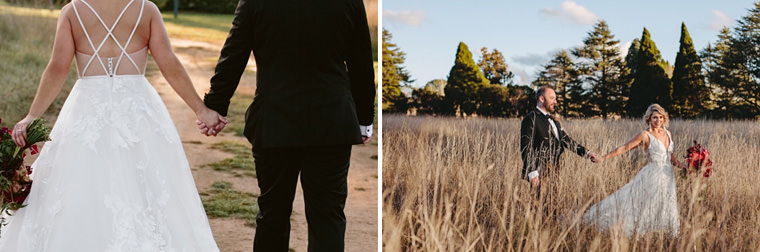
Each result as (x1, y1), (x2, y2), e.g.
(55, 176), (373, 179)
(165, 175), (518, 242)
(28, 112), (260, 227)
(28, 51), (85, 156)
(643, 104), (669, 129)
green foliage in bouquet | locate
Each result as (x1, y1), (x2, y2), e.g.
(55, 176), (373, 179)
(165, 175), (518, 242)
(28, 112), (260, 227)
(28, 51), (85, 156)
(0, 117), (51, 236)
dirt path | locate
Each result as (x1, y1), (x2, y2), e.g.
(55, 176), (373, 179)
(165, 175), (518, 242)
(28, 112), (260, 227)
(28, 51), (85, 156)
(148, 39), (378, 252)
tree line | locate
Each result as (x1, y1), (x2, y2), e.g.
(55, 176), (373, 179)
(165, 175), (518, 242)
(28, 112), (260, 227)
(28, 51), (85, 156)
(383, 3), (760, 119)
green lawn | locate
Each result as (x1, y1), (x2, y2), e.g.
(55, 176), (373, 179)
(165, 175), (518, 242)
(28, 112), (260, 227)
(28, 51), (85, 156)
(161, 11), (234, 44)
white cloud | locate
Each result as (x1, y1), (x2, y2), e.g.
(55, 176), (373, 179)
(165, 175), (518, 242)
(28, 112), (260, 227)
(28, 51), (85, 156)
(619, 41), (632, 58)
(513, 53), (549, 66)
(709, 10), (732, 30)
(384, 10), (427, 27)
(508, 65), (530, 85)
(540, 0), (598, 25)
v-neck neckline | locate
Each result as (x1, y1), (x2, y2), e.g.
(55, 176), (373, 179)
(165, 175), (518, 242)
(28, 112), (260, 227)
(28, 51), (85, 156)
(646, 130), (670, 151)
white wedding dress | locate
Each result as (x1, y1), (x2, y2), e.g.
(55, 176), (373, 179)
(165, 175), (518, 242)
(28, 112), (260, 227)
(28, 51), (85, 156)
(582, 130), (679, 236)
(0, 0), (220, 251)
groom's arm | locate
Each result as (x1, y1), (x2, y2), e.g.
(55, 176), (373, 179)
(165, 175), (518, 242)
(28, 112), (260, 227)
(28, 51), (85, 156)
(520, 114), (537, 180)
(560, 129), (588, 157)
(346, 0), (376, 126)
(204, 0), (255, 116)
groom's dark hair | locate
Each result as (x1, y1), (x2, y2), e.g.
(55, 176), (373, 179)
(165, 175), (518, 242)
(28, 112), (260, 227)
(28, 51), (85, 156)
(536, 85), (552, 101)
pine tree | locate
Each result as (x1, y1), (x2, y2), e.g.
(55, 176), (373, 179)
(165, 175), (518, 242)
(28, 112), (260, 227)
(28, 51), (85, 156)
(627, 27), (672, 117)
(625, 38), (641, 75)
(671, 22), (708, 118)
(572, 20), (630, 118)
(382, 29), (413, 113)
(729, 3), (760, 116)
(532, 50), (578, 117)
(701, 27), (740, 118)
(478, 47), (514, 85)
(444, 42), (490, 116)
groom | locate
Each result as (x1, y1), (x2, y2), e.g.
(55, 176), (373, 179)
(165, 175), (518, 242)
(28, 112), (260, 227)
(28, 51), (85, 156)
(201, 0), (376, 251)
(520, 86), (598, 189)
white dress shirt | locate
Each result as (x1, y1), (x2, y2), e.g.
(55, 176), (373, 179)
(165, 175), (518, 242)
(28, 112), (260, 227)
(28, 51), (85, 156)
(536, 106), (559, 141)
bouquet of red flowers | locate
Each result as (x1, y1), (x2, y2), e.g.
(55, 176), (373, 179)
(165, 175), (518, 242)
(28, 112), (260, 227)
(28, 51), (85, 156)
(681, 140), (713, 178)
(0, 117), (50, 233)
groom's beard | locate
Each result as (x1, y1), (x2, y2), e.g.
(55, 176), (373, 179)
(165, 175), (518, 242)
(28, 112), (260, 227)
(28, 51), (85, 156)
(545, 104), (555, 114)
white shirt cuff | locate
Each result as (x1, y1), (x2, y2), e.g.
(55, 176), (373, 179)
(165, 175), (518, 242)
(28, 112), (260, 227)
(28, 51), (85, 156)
(528, 171), (539, 180)
(360, 124), (373, 138)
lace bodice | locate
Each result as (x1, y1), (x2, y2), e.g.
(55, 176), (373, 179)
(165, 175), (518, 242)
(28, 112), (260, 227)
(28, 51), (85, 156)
(645, 130), (673, 166)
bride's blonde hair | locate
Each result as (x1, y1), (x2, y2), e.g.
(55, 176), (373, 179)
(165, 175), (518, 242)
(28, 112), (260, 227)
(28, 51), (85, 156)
(643, 104), (669, 129)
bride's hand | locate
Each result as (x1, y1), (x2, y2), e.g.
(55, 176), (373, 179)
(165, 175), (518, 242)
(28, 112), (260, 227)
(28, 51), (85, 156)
(11, 115), (37, 147)
(196, 108), (227, 136)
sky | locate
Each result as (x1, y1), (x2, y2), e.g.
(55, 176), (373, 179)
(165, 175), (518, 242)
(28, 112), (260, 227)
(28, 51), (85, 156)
(383, 0), (757, 87)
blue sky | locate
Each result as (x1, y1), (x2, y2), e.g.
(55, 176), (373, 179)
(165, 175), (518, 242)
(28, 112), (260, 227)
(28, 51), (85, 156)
(383, 0), (757, 87)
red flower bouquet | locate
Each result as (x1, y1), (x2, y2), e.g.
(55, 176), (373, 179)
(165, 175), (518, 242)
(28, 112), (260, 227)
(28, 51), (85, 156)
(0, 117), (50, 234)
(682, 140), (713, 178)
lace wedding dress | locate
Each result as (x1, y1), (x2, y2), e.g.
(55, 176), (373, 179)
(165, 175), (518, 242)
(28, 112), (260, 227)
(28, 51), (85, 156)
(0, 0), (220, 251)
(582, 131), (680, 236)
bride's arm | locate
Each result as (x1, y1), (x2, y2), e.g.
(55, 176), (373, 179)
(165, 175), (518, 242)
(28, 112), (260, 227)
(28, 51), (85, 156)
(145, 3), (224, 129)
(670, 153), (687, 170)
(599, 131), (647, 162)
(12, 5), (75, 147)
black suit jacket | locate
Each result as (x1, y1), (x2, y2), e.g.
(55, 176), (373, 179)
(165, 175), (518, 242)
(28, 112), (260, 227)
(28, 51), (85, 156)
(204, 0), (376, 149)
(519, 109), (587, 179)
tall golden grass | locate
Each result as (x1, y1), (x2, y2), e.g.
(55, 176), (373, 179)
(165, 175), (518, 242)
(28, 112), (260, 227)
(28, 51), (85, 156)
(382, 115), (760, 251)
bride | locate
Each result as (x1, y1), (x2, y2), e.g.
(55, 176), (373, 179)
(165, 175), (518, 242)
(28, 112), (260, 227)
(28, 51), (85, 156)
(583, 104), (686, 236)
(3, 0), (224, 250)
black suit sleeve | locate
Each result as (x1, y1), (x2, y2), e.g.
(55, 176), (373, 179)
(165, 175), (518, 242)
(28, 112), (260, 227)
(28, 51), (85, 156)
(519, 113), (536, 179)
(346, 0), (376, 126)
(560, 126), (588, 157)
(204, 0), (255, 116)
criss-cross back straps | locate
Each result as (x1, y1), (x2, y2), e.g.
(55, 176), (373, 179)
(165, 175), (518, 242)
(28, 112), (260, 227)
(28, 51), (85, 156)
(71, 0), (146, 76)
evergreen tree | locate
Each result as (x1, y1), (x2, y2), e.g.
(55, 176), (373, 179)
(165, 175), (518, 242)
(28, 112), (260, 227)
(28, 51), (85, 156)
(382, 29), (413, 113)
(507, 85), (536, 117)
(671, 22), (708, 118)
(478, 47), (514, 85)
(532, 50), (578, 117)
(619, 38), (641, 117)
(701, 27), (741, 117)
(411, 87), (445, 115)
(572, 20), (630, 118)
(444, 42), (490, 116)
(729, 3), (760, 116)
(476, 85), (510, 117)
(625, 38), (641, 74)
(627, 27), (672, 117)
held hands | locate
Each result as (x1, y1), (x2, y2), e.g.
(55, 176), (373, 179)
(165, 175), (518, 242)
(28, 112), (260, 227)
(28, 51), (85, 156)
(11, 115), (37, 147)
(196, 108), (227, 136)
(588, 151), (603, 163)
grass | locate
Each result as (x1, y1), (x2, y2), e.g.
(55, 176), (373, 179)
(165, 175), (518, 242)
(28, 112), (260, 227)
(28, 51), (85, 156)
(200, 181), (259, 227)
(0, 4), (78, 124)
(161, 11), (233, 44)
(202, 141), (255, 177)
(383, 115), (760, 251)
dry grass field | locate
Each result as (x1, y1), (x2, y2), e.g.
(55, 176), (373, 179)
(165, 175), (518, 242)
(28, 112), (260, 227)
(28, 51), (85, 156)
(382, 114), (760, 251)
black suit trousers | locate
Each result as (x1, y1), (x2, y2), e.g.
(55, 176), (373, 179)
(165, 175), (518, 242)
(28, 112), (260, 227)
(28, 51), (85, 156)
(252, 145), (352, 252)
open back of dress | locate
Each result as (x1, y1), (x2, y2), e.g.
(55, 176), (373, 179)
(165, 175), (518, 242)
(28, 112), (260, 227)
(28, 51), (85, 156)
(72, 0), (148, 77)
